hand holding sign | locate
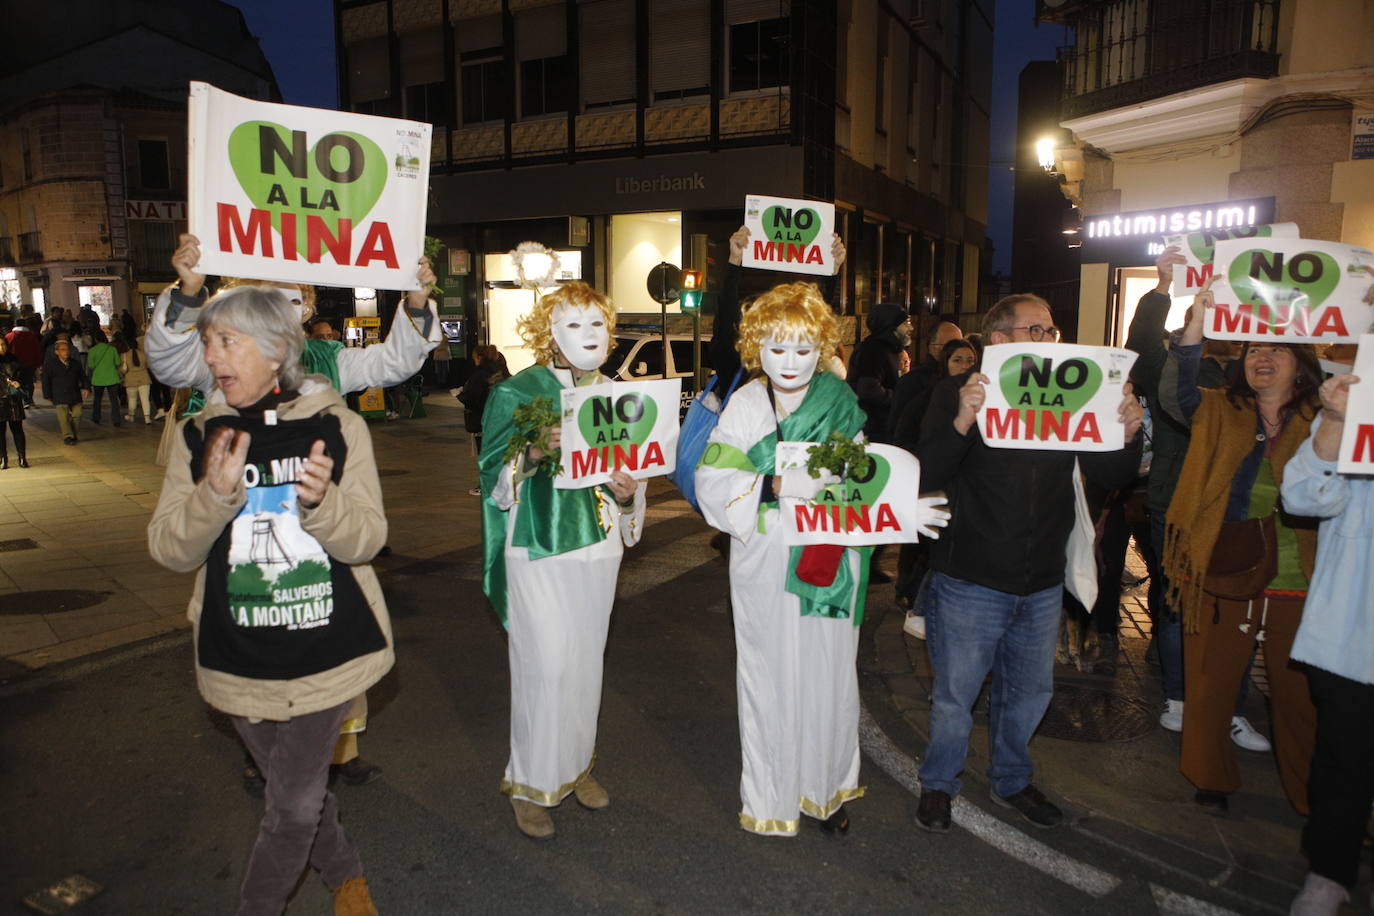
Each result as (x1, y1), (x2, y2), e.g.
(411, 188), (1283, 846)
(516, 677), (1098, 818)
(172, 233), (206, 297)
(557, 379), (682, 489)
(741, 195), (837, 276)
(977, 343), (1138, 451)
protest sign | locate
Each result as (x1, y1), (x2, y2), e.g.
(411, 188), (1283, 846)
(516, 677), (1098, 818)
(774, 443), (925, 546)
(188, 81), (431, 290)
(1204, 238), (1374, 343)
(1166, 222), (1298, 298)
(1336, 334), (1374, 473)
(977, 343), (1138, 452)
(741, 195), (836, 276)
(556, 379), (683, 489)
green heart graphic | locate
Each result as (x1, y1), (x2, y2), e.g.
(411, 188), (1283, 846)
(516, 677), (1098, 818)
(762, 205), (822, 247)
(227, 121), (387, 258)
(815, 452), (891, 528)
(578, 393), (658, 449)
(999, 353), (1102, 420)
(1227, 248), (1340, 311)
(1186, 224), (1274, 265)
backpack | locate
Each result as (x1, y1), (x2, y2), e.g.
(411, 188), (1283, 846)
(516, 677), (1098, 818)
(669, 368), (745, 514)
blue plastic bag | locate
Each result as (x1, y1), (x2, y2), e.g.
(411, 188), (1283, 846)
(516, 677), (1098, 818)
(670, 368), (745, 513)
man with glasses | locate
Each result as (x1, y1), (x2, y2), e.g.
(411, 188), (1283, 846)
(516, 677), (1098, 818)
(912, 293), (1143, 832)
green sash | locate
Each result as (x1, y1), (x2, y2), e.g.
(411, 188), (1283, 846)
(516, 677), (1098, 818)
(703, 372), (873, 625)
(479, 365), (611, 626)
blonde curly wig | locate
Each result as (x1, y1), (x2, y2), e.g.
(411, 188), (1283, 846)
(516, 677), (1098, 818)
(516, 282), (617, 366)
(218, 277), (317, 322)
(737, 282), (841, 370)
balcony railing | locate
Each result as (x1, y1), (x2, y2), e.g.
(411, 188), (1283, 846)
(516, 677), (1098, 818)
(1056, 0), (1281, 119)
(18, 231), (41, 263)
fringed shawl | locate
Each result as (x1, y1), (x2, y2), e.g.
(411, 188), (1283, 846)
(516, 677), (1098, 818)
(1163, 389), (1318, 633)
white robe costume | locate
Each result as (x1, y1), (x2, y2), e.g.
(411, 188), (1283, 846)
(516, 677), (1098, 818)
(487, 367), (646, 804)
(695, 379), (865, 836)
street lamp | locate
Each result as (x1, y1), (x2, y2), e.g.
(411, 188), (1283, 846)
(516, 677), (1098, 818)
(1035, 137), (1057, 172)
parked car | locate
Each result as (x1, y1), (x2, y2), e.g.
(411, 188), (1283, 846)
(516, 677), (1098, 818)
(605, 331), (714, 412)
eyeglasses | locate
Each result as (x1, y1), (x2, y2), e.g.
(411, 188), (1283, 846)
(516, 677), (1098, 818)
(1010, 325), (1061, 342)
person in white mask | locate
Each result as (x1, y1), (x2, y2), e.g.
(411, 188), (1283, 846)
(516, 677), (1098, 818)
(478, 281), (645, 840)
(695, 283), (948, 837)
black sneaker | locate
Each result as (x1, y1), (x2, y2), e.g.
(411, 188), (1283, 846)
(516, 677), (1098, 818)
(991, 784), (1063, 828)
(334, 757), (383, 785)
(916, 788), (952, 833)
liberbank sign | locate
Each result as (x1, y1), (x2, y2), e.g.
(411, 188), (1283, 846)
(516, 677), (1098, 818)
(1080, 197), (1275, 263)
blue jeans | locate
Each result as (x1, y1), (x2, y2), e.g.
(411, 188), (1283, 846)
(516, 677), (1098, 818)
(919, 572), (1061, 798)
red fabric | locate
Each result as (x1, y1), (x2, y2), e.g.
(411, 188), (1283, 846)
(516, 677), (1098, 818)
(795, 543), (845, 587)
(5, 329), (41, 369)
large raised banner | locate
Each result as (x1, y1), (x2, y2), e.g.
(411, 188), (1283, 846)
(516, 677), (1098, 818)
(1205, 238), (1374, 343)
(742, 194), (836, 276)
(1165, 222), (1298, 298)
(188, 81), (431, 290)
(978, 343), (1138, 452)
(1337, 334), (1374, 474)
(557, 379), (683, 489)
(775, 442), (925, 546)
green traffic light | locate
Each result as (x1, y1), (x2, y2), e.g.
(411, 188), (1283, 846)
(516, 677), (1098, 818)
(680, 289), (703, 310)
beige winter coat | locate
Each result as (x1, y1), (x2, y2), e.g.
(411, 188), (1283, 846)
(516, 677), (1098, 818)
(148, 377), (394, 721)
(120, 337), (151, 387)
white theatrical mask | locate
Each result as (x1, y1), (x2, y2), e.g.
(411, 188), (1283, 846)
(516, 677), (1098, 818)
(551, 304), (610, 371)
(271, 284), (310, 324)
(759, 336), (821, 392)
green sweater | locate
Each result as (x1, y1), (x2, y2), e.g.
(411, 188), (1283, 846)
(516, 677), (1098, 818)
(86, 342), (122, 387)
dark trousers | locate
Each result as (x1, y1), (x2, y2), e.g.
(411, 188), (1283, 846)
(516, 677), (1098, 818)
(0, 419), (24, 458)
(232, 702), (364, 916)
(91, 385), (121, 424)
(1304, 666), (1374, 888)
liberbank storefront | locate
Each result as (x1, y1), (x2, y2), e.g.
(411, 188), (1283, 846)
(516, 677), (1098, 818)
(1073, 196), (1275, 345)
(425, 145), (808, 371)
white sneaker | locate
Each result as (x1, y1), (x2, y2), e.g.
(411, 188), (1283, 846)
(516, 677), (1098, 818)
(1231, 716), (1272, 752)
(1289, 871), (1349, 916)
(903, 613), (926, 640)
(1159, 699), (1184, 732)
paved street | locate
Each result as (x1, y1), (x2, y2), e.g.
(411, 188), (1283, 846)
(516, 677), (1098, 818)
(0, 397), (1362, 915)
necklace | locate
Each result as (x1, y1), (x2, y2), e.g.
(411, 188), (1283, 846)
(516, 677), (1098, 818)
(1256, 406), (1284, 442)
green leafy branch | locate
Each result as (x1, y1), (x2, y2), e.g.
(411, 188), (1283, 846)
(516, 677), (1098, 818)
(805, 431), (872, 482)
(423, 235), (445, 299)
(503, 396), (562, 476)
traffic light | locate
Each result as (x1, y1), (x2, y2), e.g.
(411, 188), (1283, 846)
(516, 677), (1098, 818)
(679, 269), (703, 310)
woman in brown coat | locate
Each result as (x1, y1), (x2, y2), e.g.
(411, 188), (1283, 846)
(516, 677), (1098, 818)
(1163, 281), (1321, 814)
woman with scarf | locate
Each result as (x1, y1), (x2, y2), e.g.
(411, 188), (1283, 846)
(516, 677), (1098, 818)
(479, 282), (645, 840)
(148, 285), (389, 915)
(1163, 278), (1320, 814)
(697, 282), (946, 836)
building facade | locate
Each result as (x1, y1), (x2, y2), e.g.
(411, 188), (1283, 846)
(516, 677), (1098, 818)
(336, 0), (992, 366)
(1039, 0), (1374, 345)
(0, 0), (279, 326)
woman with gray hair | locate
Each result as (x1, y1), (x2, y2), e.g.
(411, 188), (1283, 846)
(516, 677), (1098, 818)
(149, 285), (391, 916)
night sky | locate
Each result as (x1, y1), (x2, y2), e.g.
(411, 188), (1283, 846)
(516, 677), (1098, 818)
(223, 0), (1070, 278)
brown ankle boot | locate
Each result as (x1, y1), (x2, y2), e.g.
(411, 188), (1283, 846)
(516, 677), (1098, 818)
(511, 797), (555, 839)
(574, 775), (609, 809)
(333, 876), (377, 916)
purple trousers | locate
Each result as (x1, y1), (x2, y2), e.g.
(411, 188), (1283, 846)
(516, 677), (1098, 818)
(232, 702), (364, 916)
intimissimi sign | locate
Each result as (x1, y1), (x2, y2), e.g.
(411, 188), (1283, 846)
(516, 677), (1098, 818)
(1080, 197), (1275, 264)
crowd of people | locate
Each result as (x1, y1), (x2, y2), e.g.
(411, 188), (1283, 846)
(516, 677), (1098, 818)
(4, 225), (1355, 915)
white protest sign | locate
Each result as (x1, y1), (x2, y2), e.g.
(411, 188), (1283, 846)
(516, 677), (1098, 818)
(556, 378), (683, 489)
(978, 343), (1138, 452)
(1166, 222), (1298, 298)
(741, 195), (836, 276)
(1336, 334), (1374, 473)
(188, 81), (431, 290)
(1204, 237), (1374, 343)
(775, 443), (925, 546)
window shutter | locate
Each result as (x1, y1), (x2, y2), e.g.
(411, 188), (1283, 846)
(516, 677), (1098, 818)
(650, 0), (709, 94)
(726, 0), (788, 25)
(580, 0), (636, 106)
(400, 30), (445, 85)
(517, 5), (566, 60)
(455, 14), (502, 53)
(348, 36), (391, 102)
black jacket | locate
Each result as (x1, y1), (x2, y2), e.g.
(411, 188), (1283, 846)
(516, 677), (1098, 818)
(459, 362), (506, 434)
(915, 372), (1142, 596)
(847, 303), (908, 443)
(41, 352), (87, 406)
